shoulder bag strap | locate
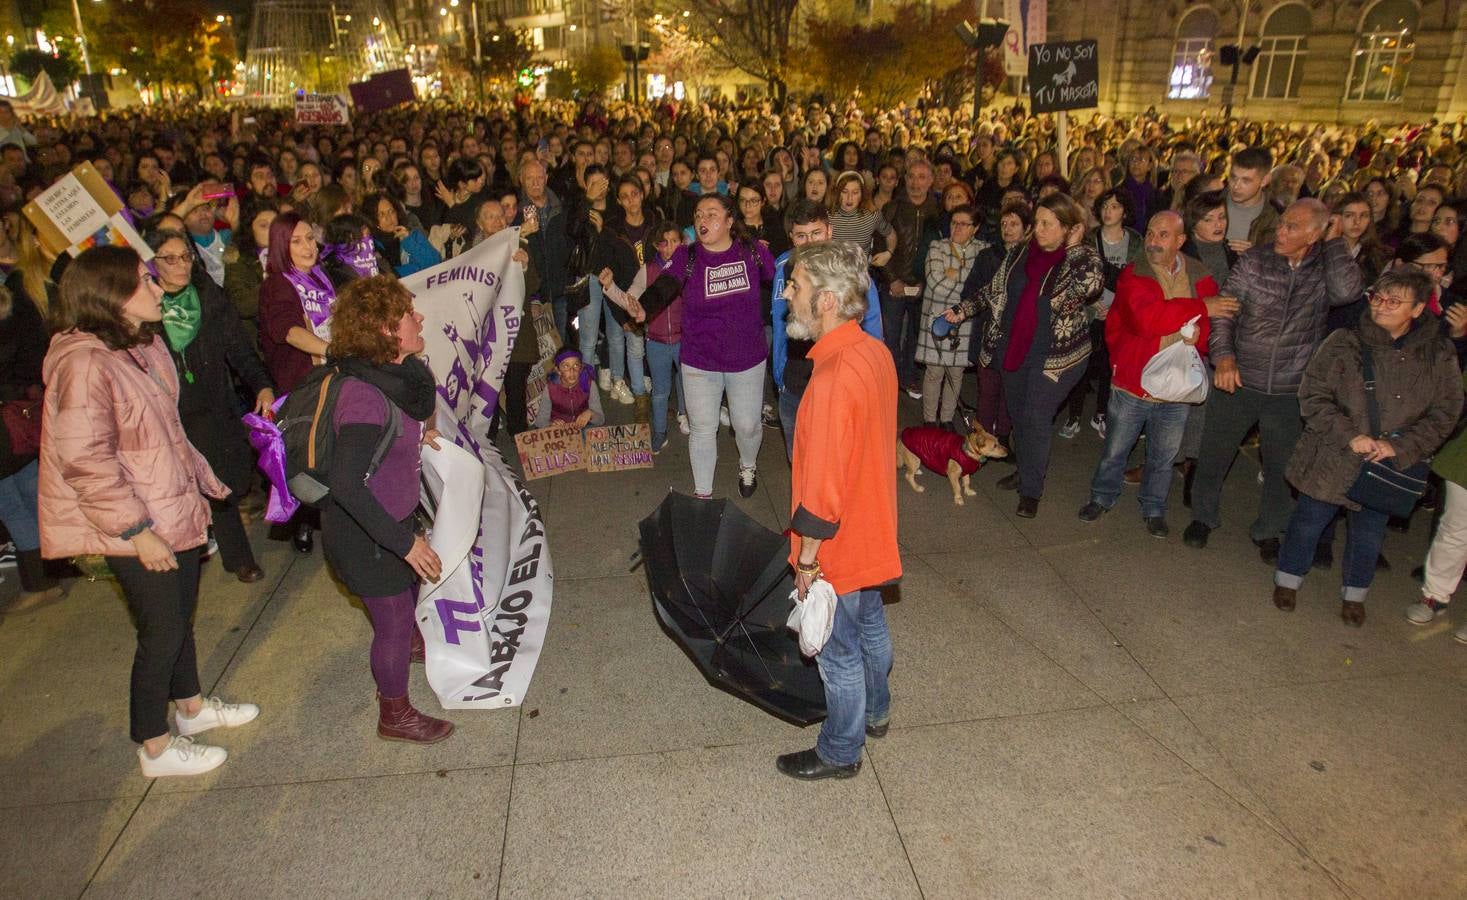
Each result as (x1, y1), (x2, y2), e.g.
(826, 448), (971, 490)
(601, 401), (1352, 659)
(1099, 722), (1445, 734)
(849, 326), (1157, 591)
(1360, 345), (1384, 439)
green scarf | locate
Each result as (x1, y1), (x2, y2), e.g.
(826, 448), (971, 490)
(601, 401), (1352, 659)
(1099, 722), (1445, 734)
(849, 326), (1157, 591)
(161, 283), (202, 353)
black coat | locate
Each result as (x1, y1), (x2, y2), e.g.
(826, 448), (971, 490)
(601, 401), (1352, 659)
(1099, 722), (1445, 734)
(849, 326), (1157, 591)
(167, 275), (274, 495)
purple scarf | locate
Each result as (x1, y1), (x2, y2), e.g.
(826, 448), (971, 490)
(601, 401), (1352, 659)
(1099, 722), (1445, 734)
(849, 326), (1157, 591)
(283, 264), (335, 335)
(324, 236), (380, 278)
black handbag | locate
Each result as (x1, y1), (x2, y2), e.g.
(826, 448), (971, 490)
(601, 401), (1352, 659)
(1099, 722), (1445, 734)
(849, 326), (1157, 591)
(1345, 349), (1430, 518)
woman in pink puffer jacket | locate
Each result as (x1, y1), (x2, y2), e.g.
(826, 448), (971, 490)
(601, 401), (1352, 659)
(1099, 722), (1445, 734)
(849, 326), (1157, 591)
(39, 246), (259, 779)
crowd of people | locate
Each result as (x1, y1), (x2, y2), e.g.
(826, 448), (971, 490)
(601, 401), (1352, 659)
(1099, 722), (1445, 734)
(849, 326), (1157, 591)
(3, 90), (1467, 779)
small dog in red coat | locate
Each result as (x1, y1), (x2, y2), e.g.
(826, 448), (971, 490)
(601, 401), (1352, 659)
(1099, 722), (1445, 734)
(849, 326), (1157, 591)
(896, 421), (1008, 505)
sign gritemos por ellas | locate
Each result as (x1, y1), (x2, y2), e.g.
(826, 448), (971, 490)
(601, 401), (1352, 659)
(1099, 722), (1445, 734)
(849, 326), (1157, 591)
(1027, 40), (1100, 114)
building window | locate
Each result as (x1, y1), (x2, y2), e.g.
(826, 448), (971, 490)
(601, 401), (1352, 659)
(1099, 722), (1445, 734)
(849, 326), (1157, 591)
(1168, 8), (1218, 99)
(542, 25), (564, 49)
(1345, 0), (1416, 102)
(1251, 3), (1309, 99)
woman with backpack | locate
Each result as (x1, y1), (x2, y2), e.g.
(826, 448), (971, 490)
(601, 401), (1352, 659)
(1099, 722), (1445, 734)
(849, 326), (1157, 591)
(147, 229), (275, 583)
(39, 246), (257, 777)
(321, 275), (451, 744)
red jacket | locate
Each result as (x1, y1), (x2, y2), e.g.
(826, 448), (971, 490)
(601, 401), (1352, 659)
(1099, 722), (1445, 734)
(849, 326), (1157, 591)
(900, 426), (980, 477)
(1106, 256), (1218, 400)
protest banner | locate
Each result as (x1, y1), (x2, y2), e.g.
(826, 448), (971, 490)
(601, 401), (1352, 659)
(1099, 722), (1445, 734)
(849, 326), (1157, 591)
(407, 227), (554, 710)
(294, 92), (351, 126)
(585, 423), (654, 473)
(23, 162), (152, 260)
(513, 423), (588, 480)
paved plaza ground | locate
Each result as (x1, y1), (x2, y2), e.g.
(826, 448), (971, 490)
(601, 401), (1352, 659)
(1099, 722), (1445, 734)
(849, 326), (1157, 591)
(4, 395), (1467, 899)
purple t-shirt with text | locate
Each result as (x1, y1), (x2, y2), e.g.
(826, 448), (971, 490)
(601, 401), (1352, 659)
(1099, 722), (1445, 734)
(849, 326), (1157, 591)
(665, 241), (775, 373)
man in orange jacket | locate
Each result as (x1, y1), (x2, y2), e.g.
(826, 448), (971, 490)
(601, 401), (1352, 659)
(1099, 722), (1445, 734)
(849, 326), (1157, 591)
(776, 241), (903, 781)
(1077, 211), (1232, 537)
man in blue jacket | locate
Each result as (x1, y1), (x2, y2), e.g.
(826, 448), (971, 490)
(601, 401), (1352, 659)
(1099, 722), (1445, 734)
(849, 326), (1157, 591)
(771, 199), (883, 461)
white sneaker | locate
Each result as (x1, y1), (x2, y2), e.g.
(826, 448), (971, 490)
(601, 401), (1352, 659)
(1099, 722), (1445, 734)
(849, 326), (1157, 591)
(203, 532), (219, 560)
(1089, 413), (1106, 440)
(1405, 597), (1449, 625)
(611, 379), (635, 405)
(677, 413), (691, 435)
(597, 368), (612, 391)
(1455, 621), (1467, 644)
(175, 696), (261, 737)
(138, 735), (227, 777)
(719, 406), (731, 428)
(643, 375), (652, 392)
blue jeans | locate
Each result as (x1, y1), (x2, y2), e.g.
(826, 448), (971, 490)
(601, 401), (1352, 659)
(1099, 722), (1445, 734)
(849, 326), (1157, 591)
(1276, 493), (1390, 603)
(816, 588), (892, 767)
(576, 280), (626, 381)
(682, 361), (765, 495)
(645, 339), (684, 437)
(0, 459), (42, 551)
(879, 294), (920, 387)
(1089, 390), (1190, 518)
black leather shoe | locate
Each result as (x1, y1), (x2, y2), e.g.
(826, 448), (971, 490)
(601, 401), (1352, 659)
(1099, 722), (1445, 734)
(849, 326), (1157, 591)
(1144, 516), (1169, 539)
(997, 471), (1020, 491)
(1077, 501), (1107, 522)
(1016, 496), (1039, 518)
(1272, 585), (1296, 611)
(776, 748), (860, 780)
(865, 721), (889, 739)
(1255, 537), (1280, 565)
(1182, 521), (1210, 549)
(293, 524), (314, 555)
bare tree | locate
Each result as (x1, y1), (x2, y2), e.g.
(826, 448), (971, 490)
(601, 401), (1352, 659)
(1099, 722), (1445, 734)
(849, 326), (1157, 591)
(655, 0), (800, 99)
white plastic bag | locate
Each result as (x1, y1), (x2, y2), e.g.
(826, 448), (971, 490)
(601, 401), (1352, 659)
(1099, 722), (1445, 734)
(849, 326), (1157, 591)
(1140, 316), (1208, 404)
(787, 579), (836, 656)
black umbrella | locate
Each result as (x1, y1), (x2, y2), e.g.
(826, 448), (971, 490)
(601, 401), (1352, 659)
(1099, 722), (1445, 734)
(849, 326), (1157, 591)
(637, 491), (826, 726)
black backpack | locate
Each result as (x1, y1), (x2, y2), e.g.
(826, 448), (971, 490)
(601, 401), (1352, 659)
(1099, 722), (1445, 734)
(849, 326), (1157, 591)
(277, 365), (401, 508)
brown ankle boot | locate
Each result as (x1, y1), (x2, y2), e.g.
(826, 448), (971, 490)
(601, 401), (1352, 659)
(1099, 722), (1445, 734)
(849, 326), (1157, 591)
(376, 694), (454, 744)
(1272, 585), (1297, 611)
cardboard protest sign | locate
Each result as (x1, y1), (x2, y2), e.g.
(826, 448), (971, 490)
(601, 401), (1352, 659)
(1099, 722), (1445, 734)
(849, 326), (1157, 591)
(514, 423), (588, 480)
(584, 423), (654, 473)
(524, 301), (562, 426)
(23, 162), (152, 260)
(294, 92), (351, 126)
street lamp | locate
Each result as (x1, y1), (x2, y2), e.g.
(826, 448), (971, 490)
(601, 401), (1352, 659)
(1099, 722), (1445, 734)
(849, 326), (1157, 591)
(70, 0), (93, 75)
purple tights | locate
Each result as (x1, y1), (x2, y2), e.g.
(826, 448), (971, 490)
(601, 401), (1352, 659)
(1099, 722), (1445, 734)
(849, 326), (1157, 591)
(362, 589), (416, 698)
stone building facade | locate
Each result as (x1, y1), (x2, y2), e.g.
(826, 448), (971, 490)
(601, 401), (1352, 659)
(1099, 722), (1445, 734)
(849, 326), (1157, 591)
(1046, 0), (1467, 122)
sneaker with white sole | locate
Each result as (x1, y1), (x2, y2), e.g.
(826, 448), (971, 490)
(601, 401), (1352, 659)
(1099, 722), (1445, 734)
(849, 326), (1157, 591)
(738, 464), (758, 498)
(1456, 621), (1467, 644)
(1406, 597), (1450, 625)
(1058, 417), (1081, 439)
(762, 403), (779, 428)
(719, 406), (731, 428)
(610, 379), (635, 405)
(137, 735), (227, 777)
(597, 368), (612, 391)
(175, 696), (261, 737)
(677, 413), (691, 435)
(1089, 413), (1106, 439)
(0, 542), (15, 569)
(643, 375), (652, 392)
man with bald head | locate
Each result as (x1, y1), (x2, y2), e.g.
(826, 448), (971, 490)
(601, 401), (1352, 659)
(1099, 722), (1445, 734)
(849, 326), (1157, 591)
(1184, 198), (1365, 559)
(1078, 211), (1224, 537)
